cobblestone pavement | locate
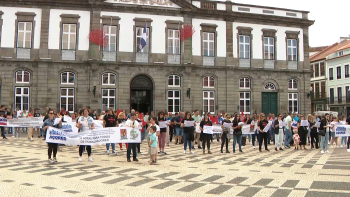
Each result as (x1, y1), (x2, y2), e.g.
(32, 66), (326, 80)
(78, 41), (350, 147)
(0, 134), (350, 197)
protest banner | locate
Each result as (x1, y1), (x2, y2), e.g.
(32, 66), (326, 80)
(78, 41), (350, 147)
(46, 126), (140, 145)
(242, 125), (253, 135)
(6, 117), (44, 127)
(301, 120), (309, 127)
(203, 126), (213, 134)
(335, 125), (350, 137)
(263, 124), (270, 133)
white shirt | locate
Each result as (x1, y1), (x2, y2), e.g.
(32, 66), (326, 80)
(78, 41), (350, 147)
(285, 116), (292, 130)
(125, 119), (140, 128)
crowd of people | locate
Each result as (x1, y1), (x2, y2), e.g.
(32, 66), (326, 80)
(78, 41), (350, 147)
(1, 105), (350, 165)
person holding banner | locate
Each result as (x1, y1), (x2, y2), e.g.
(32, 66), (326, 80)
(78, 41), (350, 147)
(76, 109), (95, 162)
(319, 113), (330, 154)
(251, 115), (259, 149)
(232, 114), (243, 153)
(258, 113), (270, 152)
(309, 116), (319, 149)
(103, 108), (118, 155)
(273, 114), (284, 151)
(42, 110), (62, 164)
(200, 114), (212, 154)
(157, 111), (168, 154)
(330, 117), (339, 148)
(297, 115), (308, 150)
(347, 116), (350, 152)
(192, 110), (203, 150)
(125, 113), (140, 162)
(220, 114), (231, 153)
(117, 112), (128, 150)
(181, 112), (196, 154)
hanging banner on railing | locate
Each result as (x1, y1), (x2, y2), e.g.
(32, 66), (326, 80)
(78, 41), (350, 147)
(46, 126), (140, 145)
(335, 125), (350, 137)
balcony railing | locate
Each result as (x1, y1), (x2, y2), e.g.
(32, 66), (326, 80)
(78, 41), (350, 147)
(327, 96), (350, 105)
(310, 93), (327, 100)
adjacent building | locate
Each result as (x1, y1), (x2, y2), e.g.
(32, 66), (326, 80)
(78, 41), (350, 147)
(0, 0), (314, 115)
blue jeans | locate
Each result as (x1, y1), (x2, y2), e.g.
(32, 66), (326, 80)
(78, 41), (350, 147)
(141, 131), (146, 141)
(320, 132), (329, 151)
(106, 143), (115, 150)
(252, 133), (259, 146)
(284, 129), (292, 147)
(341, 137), (347, 146)
(1, 127), (5, 138)
(267, 130), (271, 144)
(175, 127), (183, 136)
(7, 127), (13, 134)
(233, 134), (242, 151)
(183, 132), (192, 150)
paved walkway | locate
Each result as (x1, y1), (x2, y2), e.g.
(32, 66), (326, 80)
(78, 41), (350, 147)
(0, 134), (350, 197)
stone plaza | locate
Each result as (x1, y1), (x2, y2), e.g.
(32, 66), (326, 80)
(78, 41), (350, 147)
(0, 134), (350, 197)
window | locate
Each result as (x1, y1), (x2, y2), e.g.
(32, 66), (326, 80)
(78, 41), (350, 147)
(329, 68), (333, 80)
(345, 65), (349, 78)
(239, 92), (250, 114)
(203, 76), (215, 88)
(102, 73), (116, 85)
(321, 82), (326, 97)
(239, 78), (250, 89)
(17, 22), (32, 48)
(288, 79), (298, 90)
(60, 72), (75, 85)
(310, 64), (314, 78)
(315, 63), (319, 77)
(264, 83), (276, 90)
(62, 24), (76, 50)
(330, 88), (334, 104)
(346, 86), (350, 102)
(288, 93), (298, 113)
(15, 87), (29, 111)
(264, 37), (274, 60)
(320, 62), (325, 76)
(15, 71), (30, 83)
(103, 25), (117, 52)
(168, 29), (180, 55)
(203, 91), (215, 113)
(136, 27), (149, 52)
(337, 87), (342, 103)
(287, 39), (297, 61)
(102, 89), (116, 111)
(315, 82), (320, 96)
(337, 66), (341, 79)
(167, 90), (180, 113)
(203, 32), (215, 57)
(60, 88), (74, 112)
(338, 51), (343, 56)
(239, 35), (250, 58)
(168, 75), (180, 87)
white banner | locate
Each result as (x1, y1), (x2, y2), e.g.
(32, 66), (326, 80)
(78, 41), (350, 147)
(7, 117), (44, 127)
(203, 126), (213, 134)
(335, 125), (350, 137)
(46, 127), (141, 145)
(301, 120), (309, 127)
(242, 125), (253, 135)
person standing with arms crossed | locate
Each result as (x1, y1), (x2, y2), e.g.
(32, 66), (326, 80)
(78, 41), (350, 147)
(103, 108), (118, 155)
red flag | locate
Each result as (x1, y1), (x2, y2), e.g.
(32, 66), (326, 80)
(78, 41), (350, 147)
(241, 111), (246, 122)
(117, 109), (121, 117)
(139, 113), (146, 127)
(208, 113), (218, 124)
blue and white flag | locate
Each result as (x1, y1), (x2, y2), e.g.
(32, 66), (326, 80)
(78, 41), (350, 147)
(139, 23), (147, 51)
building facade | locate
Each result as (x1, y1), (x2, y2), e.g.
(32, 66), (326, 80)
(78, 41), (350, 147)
(0, 0), (313, 115)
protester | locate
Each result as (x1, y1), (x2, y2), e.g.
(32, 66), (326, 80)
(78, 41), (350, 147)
(174, 112), (183, 145)
(330, 116), (339, 148)
(347, 115), (350, 152)
(117, 112), (128, 150)
(103, 108), (118, 155)
(319, 113), (330, 154)
(309, 115), (319, 149)
(181, 112), (195, 154)
(157, 111), (167, 154)
(125, 113), (139, 162)
(251, 115), (259, 149)
(274, 114), (284, 151)
(148, 126), (158, 165)
(76, 108), (95, 162)
(293, 128), (300, 150)
(220, 113), (231, 153)
(232, 114), (243, 153)
(42, 109), (62, 164)
(199, 114), (212, 154)
(258, 113), (269, 152)
(192, 110), (202, 149)
(284, 112), (293, 149)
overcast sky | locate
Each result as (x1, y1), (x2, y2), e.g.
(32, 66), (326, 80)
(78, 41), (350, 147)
(233, 0), (350, 47)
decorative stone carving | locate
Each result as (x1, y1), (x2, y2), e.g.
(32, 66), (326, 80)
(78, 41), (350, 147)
(131, 75), (153, 88)
(109, 0), (176, 7)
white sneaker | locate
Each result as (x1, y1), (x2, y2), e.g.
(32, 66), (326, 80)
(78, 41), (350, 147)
(112, 150), (116, 154)
(48, 159), (54, 164)
(341, 145), (343, 148)
(29, 138), (33, 141)
(190, 151), (194, 154)
(88, 157), (93, 162)
(183, 150), (186, 154)
(253, 146), (255, 149)
(326, 150), (330, 154)
(78, 157), (82, 162)
(106, 150), (109, 155)
(321, 150), (325, 154)
(347, 149), (350, 152)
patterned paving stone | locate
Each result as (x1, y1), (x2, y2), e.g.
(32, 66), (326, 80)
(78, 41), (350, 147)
(151, 180), (180, 189)
(64, 190), (80, 194)
(206, 185), (233, 195)
(42, 186), (56, 190)
(62, 172), (92, 178)
(177, 183), (206, 192)
(305, 191), (350, 197)
(82, 174), (112, 181)
(201, 175), (224, 182)
(310, 181), (350, 191)
(102, 176), (133, 184)
(126, 178), (156, 187)
(237, 187), (262, 197)
(155, 172), (180, 178)
(253, 178), (273, 186)
(227, 177), (249, 185)
(281, 180), (300, 188)
(178, 174), (201, 180)
(22, 183), (35, 186)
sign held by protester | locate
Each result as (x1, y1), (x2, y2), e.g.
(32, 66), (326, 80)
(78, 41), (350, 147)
(7, 117), (44, 127)
(335, 125), (350, 137)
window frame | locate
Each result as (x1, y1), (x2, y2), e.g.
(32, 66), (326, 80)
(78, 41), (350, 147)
(102, 73), (116, 86)
(167, 29), (181, 55)
(263, 37), (275, 60)
(288, 79), (298, 90)
(103, 25), (117, 52)
(61, 24), (77, 50)
(337, 87), (342, 103)
(287, 39), (298, 61)
(101, 88), (116, 111)
(60, 88), (75, 113)
(345, 64), (349, 78)
(203, 76), (215, 88)
(168, 75), (181, 87)
(329, 88), (335, 104)
(167, 90), (181, 114)
(202, 32), (215, 57)
(239, 35), (250, 59)
(239, 92), (251, 114)
(203, 91), (215, 114)
(239, 77), (251, 89)
(15, 71), (30, 84)
(135, 26), (150, 53)
(336, 66), (341, 79)
(17, 22), (32, 49)
(264, 82), (276, 90)
(14, 87), (30, 111)
(60, 72), (75, 85)
(288, 93), (298, 114)
(329, 68), (334, 80)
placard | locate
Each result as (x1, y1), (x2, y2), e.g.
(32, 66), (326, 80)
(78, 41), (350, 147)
(203, 126), (213, 134)
(335, 125), (350, 137)
(315, 122), (321, 128)
(263, 124), (270, 133)
(300, 120), (309, 127)
(184, 120), (195, 127)
(223, 122), (233, 128)
(7, 117), (44, 127)
(279, 121), (286, 127)
(159, 121), (167, 128)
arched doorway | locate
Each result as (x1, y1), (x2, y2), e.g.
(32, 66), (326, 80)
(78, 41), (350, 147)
(130, 75), (153, 114)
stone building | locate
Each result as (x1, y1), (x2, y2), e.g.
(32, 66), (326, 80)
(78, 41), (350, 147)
(0, 0), (313, 115)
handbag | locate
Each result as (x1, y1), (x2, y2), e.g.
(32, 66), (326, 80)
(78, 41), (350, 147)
(235, 130), (242, 136)
(319, 129), (325, 136)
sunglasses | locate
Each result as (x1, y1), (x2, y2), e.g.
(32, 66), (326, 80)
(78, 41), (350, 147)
(279, 116), (282, 117)
(49, 113), (54, 114)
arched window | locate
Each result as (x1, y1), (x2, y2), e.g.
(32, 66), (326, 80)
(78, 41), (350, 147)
(102, 73), (116, 85)
(15, 71), (30, 83)
(264, 82), (276, 90)
(288, 79), (298, 90)
(60, 72), (75, 84)
(203, 76), (215, 88)
(239, 77), (251, 89)
(168, 75), (180, 87)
